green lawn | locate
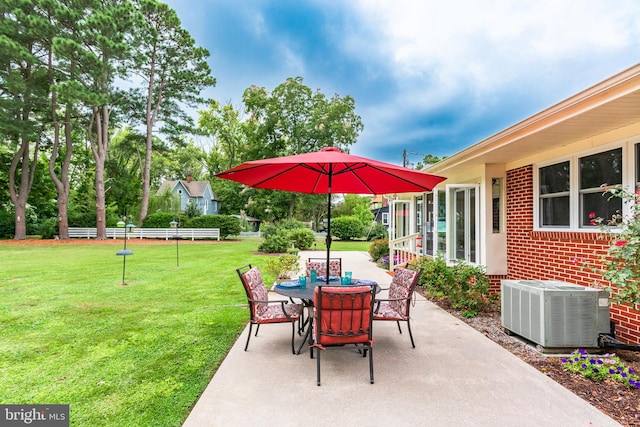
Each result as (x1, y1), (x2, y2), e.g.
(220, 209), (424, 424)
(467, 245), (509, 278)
(0, 238), (373, 426)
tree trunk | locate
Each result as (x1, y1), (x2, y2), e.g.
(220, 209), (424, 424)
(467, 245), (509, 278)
(48, 74), (73, 239)
(89, 107), (109, 240)
(138, 52), (162, 226)
(9, 131), (38, 241)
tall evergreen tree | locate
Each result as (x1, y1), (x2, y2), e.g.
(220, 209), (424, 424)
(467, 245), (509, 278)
(0, 0), (51, 239)
(127, 0), (215, 225)
(54, 0), (136, 239)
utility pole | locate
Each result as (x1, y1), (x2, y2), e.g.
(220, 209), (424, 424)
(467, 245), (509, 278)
(403, 149), (421, 168)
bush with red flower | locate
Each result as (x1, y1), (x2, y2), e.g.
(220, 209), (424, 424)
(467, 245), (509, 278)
(592, 185), (640, 310)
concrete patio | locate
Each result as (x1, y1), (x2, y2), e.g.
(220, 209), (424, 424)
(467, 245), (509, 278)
(183, 250), (620, 427)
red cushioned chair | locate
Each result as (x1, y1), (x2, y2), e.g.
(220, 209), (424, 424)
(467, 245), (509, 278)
(311, 285), (375, 386)
(306, 257), (342, 278)
(373, 264), (422, 348)
(236, 264), (303, 354)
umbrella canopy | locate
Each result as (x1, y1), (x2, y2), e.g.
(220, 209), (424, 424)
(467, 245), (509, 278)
(215, 147), (446, 282)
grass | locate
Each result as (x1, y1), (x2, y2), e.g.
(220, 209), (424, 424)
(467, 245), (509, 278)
(0, 239), (276, 426)
(312, 239), (372, 252)
(0, 237), (375, 425)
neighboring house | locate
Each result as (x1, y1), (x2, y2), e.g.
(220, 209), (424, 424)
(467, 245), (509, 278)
(370, 195), (390, 226)
(389, 63), (640, 345)
(231, 214), (261, 231)
(157, 177), (220, 215)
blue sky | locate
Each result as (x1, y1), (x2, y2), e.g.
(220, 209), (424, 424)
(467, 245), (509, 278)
(163, 0), (640, 166)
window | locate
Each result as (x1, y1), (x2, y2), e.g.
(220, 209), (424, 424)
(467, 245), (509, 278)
(579, 148), (622, 227)
(425, 193), (434, 256)
(392, 201), (410, 239)
(492, 178), (502, 233)
(539, 161), (570, 227)
(536, 144), (634, 230)
(381, 212), (389, 225)
(451, 187), (477, 263)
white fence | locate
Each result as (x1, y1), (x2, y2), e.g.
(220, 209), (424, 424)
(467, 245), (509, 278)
(68, 227), (220, 241)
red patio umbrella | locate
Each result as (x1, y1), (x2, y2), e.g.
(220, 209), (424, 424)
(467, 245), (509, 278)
(215, 147), (446, 282)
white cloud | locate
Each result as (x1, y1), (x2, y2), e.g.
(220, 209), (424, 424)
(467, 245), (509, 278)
(347, 0), (640, 94)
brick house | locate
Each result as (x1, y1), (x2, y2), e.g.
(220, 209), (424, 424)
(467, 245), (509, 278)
(389, 63), (640, 345)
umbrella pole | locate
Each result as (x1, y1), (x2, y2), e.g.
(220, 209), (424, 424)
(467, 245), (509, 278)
(325, 168), (332, 284)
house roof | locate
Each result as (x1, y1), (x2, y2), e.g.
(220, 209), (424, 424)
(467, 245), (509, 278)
(157, 180), (220, 200)
(427, 62), (640, 175)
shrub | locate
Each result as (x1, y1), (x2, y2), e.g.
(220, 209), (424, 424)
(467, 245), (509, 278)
(368, 239), (389, 262)
(0, 209), (14, 239)
(188, 214), (241, 238)
(414, 255), (492, 317)
(39, 217), (58, 239)
(263, 253), (301, 280)
(184, 200), (202, 218)
(258, 220), (314, 253)
(366, 222), (388, 241)
(587, 185), (640, 310)
(142, 212), (184, 228)
(330, 216), (365, 240)
(258, 228), (290, 253)
(288, 228), (315, 250)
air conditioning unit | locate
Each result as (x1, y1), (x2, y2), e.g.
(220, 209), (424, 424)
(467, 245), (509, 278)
(501, 280), (610, 349)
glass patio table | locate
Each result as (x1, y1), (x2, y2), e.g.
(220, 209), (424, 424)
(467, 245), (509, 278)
(273, 277), (379, 354)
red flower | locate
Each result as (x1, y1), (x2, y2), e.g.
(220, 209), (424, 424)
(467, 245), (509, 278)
(615, 240), (628, 247)
(589, 212), (596, 219)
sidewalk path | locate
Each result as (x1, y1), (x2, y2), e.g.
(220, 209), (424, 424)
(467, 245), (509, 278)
(183, 251), (620, 427)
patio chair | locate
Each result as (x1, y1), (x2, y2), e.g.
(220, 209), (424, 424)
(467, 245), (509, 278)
(373, 264), (422, 348)
(306, 257), (342, 278)
(236, 264), (303, 354)
(311, 285), (376, 386)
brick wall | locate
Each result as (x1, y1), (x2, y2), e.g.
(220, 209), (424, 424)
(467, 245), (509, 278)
(505, 165), (640, 345)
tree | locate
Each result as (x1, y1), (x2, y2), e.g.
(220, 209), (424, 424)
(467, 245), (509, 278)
(1, 0), (52, 239)
(224, 77), (362, 224)
(127, 0), (215, 226)
(415, 153), (446, 170)
(47, 0), (83, 239)
(198, 100), (245, 171)
(54, 0), (136, 239)
(242, 77), (363, 160)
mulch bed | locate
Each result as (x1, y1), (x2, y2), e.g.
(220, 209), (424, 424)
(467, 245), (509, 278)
(424, 293), (640, 426)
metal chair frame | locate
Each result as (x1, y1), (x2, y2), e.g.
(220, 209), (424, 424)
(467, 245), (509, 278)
(236, 264), (302, 354)
(373, 264), (422, 348)
(311, 285), (375, 386)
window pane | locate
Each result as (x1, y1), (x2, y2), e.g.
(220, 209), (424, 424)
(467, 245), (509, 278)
(581, 192), (622, 227)
(437, 192), (446, 253)
(492, 178), (501, 233)
(415, 195), (423, 234)
(540, 196), (570, 226)
(470, 189), (476, 263)
(425, 193), (434, 256)
(455, 190), (465, 260)
(540, 162), (569, 194)
(580, 148), (622, 189)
